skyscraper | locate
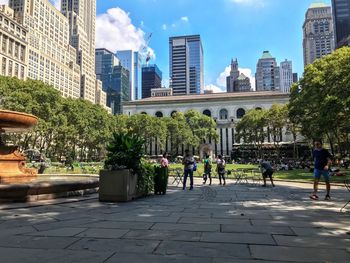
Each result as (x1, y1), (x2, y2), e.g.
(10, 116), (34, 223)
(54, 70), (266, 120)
(9, 0), (81, 99)
(255, 51), (280, 92)
(280, 59), (293, 93)
(169, 35), (204, 95)
(95, 48), (130, 115)
(303, 3), (335, 66)
(61, 0), (97, 103)
(116, 50), (141, 101)
(226, 59), (251, 93)
(142, 65), (162, 99)
(332, 0), (350, 48)
(293, 73), (299, 83)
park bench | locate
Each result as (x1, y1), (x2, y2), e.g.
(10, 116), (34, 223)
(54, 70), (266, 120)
(340, 179), (350, 212)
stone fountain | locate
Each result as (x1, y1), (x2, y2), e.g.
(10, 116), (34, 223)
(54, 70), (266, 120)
(0, 110), (38, 184)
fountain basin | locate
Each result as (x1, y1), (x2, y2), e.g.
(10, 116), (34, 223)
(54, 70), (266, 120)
(0, 175), (99, 202)
(0, 110), (38, 133)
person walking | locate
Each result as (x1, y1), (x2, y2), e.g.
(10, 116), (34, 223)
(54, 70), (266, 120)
(203, 154), (212, 185)
(216, 155), (226, 185)
(260, 160), (275, 187)
(310, 140), (332, 201)
(182, 150), (195, 190)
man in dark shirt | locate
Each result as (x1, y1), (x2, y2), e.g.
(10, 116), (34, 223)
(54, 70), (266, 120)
(310, 140), (332, 200)
(260, 160), (275, 187)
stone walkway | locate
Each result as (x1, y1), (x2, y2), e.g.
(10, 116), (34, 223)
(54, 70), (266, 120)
(0, 179), (349, 262)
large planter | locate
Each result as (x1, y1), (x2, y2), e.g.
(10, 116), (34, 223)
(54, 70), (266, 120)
(154, 167), (168, 195)
(99, 169), (138, 202)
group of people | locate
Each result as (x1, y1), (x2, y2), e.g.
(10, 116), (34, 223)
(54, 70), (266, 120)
(159, 139), (334, 199)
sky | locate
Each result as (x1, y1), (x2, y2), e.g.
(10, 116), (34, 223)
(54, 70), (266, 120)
(1, 0), (332, 92)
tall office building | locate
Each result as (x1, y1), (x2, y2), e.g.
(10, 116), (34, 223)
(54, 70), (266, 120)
(332, 0), (350, 48)
(226, 58), (251, 93)
(142, 64), (162, 99)
(116, 50), (141, 101)
(0, 5), (27, 80)
(169, 35), (204, 95)
(95, 48), (130, 115)
(9, 0), (81, 99)
(293, 73), (299, 83)
(303, 3), (335, 66)
(255, 51), (280, 91)
(280, 59), (293, 93)
(61, 0), (97, 103)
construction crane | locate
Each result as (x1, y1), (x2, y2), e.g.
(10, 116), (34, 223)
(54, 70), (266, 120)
(140, 32), (153, 65)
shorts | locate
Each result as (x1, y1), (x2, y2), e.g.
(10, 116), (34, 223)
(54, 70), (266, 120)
(314, 169), (330, 182)
(263, 170), (273, 178)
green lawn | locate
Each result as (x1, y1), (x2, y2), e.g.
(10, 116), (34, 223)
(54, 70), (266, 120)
(39, 162), (349, 184)
(168, 163), (350, 184)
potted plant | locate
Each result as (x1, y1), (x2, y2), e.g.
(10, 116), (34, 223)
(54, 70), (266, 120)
(154, 166), (168, 195)
(99, 132), (145, 202)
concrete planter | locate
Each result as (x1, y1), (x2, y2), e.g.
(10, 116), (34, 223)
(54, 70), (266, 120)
(99, 169), (138, 202)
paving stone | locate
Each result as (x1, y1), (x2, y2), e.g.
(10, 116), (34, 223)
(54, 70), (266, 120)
(105, 253), (212, 263)
(76, 228), (129, 239)
(201, 232), (276, 245)
(24, 227), (87, 237)
(124, 230), (202, 242)
(0, 235), (79, 249)
(0, 247), (113, 263)
(221, 224), (295, 235)
(0, 226), (37, 237)
(155, 240), (251, 259)
(178, 217), (249, 225)
(152, 222), (220, 232)
(33, 217), (100, 231)
(250, 245), (350, 263)
(291, 226), (350, 238)
(68, 237), (160, 253)
(273, 235), (350, 249)
(80, 220), (154, 230)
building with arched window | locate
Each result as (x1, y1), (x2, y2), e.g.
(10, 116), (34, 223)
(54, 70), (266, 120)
(124, 91), (293, 157)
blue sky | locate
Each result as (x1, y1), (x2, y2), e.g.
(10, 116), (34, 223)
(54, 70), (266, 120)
(54, 0), (329, 91)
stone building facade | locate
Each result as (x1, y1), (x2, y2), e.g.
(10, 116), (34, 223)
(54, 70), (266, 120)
(123, 92), (293, 157)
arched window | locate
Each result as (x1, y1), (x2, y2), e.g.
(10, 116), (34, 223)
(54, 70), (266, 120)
(141, 112), (147, 115)
(155, 111), (163, 118)
(237, 108), (246, 119)
(256, 107), (262, 111)
(203, 109), (211, 117)
(219, 109), (228, 120)
(171, 111), (177, 117)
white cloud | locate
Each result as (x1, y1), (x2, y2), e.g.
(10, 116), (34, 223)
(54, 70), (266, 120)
(162, 24), (167, 30)
(181, 16), (189, 23)
(0, 0), (8, 4)
(96, 7), (155, 61)
(204, 84), (225, 93)
(215, 65), (256, 91)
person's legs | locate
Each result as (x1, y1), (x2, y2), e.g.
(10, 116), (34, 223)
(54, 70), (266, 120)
(218, 172), (222, 185)
(311, 169), (321, 199)
(203, 172), (207, 184)
(183, 169), (189, 190)
(262, 172), (267, 186)
(189, 169), (194, 190)
(208, 171), (212, 185)
(323, 170), (331, 199)
(222, 172), (226, 185)
(269, 171), (275, 187)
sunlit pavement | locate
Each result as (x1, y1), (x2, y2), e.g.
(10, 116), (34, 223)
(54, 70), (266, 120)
(0, 178), (349, 263)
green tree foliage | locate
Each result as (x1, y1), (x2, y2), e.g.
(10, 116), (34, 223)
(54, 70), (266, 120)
(289, 47), (350, 156)
(0, 77), (218, 161)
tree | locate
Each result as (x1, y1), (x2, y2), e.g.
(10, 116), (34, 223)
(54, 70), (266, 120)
(289, 47), (350, 156)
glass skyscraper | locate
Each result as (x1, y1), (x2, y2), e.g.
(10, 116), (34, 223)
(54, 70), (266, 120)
(142, 65), (162, 99)
(332, 0), (350, 48)
(95, 48), (130, 114)
(169, 35), (204, 95)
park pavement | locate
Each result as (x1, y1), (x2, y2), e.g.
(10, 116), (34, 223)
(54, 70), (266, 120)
(0, 178), (349, 263)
